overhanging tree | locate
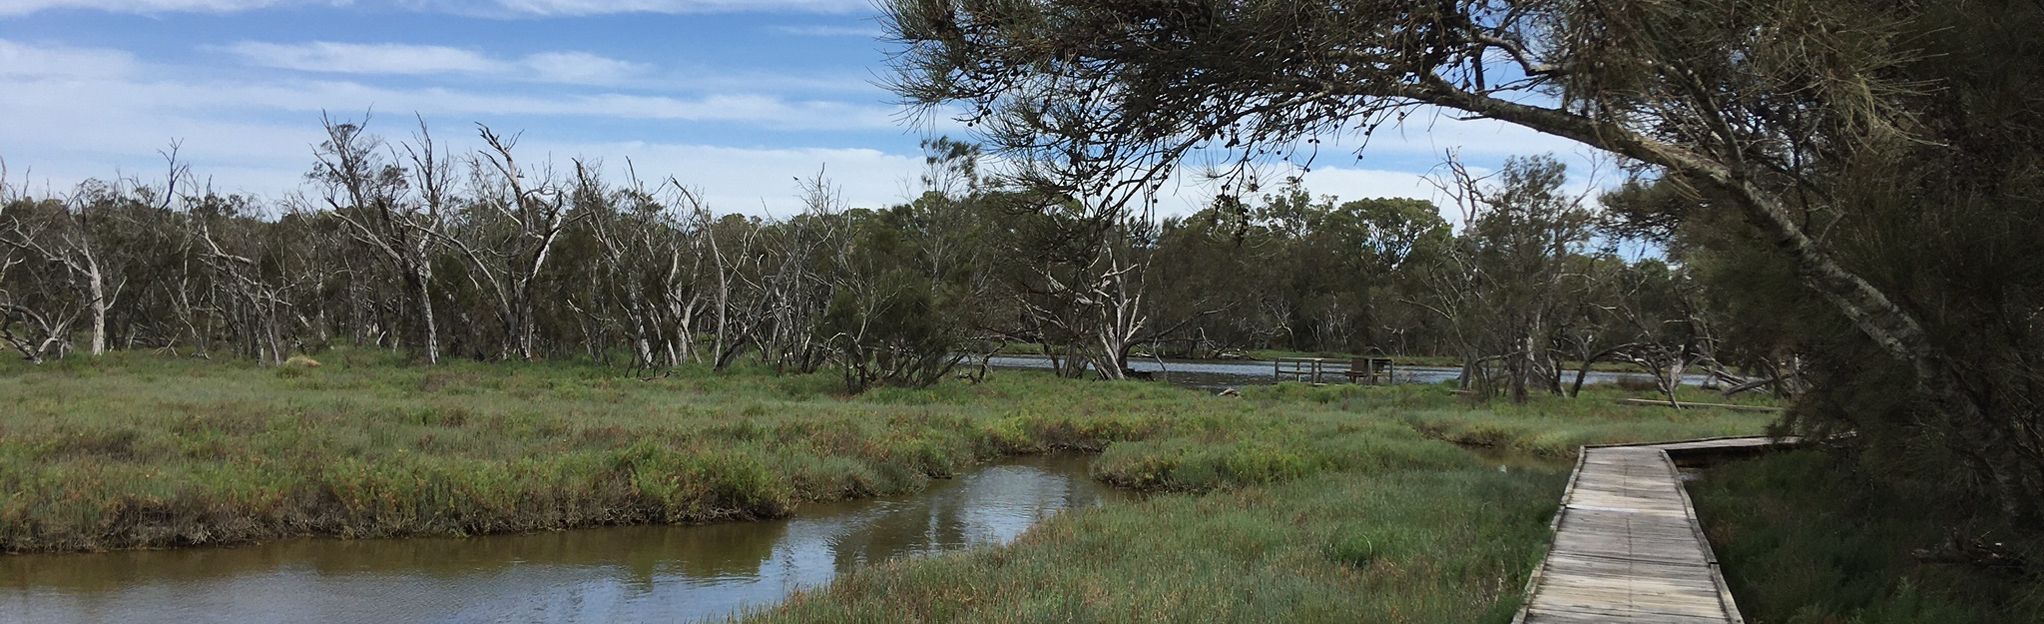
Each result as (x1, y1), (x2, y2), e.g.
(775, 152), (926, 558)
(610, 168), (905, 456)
(884, 0), (2044, 528)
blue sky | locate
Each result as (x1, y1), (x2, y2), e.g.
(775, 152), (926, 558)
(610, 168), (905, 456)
(0, 0), (1601, 216)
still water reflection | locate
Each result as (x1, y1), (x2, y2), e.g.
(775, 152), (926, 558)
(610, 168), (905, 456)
(0, 455), (1121, 624)
(984, 354), (1712, 390)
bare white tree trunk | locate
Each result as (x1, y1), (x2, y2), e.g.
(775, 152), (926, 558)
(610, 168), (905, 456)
(84, 253), (107, 356)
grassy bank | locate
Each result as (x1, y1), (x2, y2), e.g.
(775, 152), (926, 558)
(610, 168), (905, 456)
(0, 351), (1203, 552)
(1692, 451), (2044, 623)
(753, 468), (1563, 624)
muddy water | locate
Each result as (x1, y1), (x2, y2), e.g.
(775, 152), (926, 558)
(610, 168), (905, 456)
(0, 455), (1122, 624)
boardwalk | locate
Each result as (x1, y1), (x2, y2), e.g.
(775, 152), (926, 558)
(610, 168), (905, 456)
(1514, 436), (1788, 624)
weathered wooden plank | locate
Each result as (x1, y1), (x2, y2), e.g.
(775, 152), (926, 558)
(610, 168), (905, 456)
(1525, 606), (1731, 624)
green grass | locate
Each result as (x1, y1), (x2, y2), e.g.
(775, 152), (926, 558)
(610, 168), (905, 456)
(1278, 381), (1780, 459)
(749, 468), (1563, 624)
(0, 350), (1203, 552)
(0, 351), (1780, 622)
(735, 381), (1774, 623)
(1691, 451), (2044, 624)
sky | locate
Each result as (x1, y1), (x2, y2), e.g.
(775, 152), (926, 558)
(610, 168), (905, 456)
(0, 0), (1605, 218)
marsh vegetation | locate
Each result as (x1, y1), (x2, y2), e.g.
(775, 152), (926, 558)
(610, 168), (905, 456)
(0, 352), (1770, 555)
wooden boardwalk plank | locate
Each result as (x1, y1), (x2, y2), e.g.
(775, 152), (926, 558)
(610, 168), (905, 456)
(1514, 436), (1786, 624)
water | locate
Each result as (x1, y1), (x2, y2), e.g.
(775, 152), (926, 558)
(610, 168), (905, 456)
(985, 354), (1710, 391)
(0, 455), (1122, 624)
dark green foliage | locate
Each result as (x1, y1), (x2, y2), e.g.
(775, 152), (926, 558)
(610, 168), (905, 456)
(820, 205), (975, 392)
(1693, 451), (2044, 623)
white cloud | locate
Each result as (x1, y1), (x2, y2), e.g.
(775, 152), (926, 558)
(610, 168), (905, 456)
(540, 141), (925, 214)
(224, 41), (503, 75)
(3, 75), (902, 129)
(769, 24), (885, 38)
(220, 41), (653, 86)
(0, 38), (137, 79)
(0, 35), (896, 129)
(520, 51), (646, 85)
(0, 0), (869, 16)
(218, 39), (879, 95)
(0, 0), (302, 16)
(454, 0), (870, 16)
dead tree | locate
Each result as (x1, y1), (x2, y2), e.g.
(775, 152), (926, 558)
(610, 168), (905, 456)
(580, 165), (713, 368)
(0, 186), (127, 357)
(0, 251), (75, 363)
(193, 219), (302, 365)
(749, 171), (841, 374)
(317, 114), (444, 364)
(438, 126), (576, 360)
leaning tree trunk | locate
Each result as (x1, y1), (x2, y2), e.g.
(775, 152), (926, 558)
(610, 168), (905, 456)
(1424, 89), (2034, 519)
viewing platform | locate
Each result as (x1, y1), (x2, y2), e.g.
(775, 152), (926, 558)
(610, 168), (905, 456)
(1270, 356), (1396, 384)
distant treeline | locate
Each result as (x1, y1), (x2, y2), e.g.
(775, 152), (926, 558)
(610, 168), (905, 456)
(0, 121), (1777, 399)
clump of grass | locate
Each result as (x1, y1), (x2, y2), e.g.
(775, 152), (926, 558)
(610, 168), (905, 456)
(1089, 415), (1473, 492)
(1395, 385), (1776, 458)
(1691, 450), (2044, 624)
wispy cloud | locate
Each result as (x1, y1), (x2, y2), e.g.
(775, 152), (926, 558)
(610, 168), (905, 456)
(769, 24), (884, 38)
(0, 38), (137, 79)
(6, 75), (902, 131)
(0, 0), (312, 17)
(0, 0), (870, 17)
(217, 40), (881, 94)
(520, 51), (645, 85)
(440, 0), (871, 17)
(224, 41), (501, 75)
(219, 41), (651, 85)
